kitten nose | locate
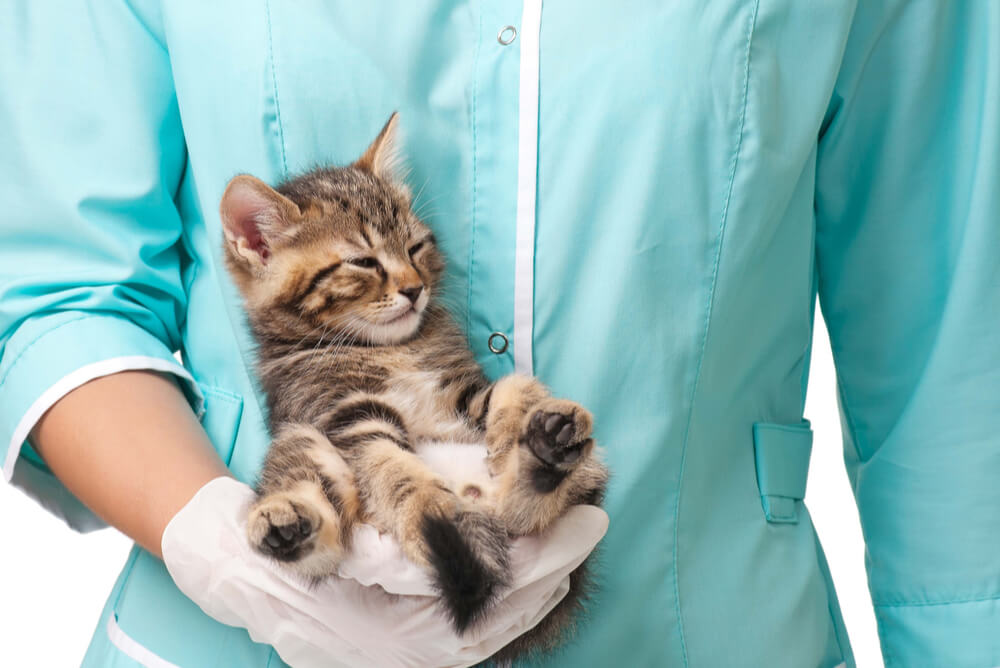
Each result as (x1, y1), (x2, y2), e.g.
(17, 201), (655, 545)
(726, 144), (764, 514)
(399, 285), (423, 304)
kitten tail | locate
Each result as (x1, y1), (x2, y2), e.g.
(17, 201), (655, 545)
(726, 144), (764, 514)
(421, 510), (511, 633)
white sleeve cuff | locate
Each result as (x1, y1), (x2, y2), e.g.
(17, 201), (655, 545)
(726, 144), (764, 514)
(0, 312), (207, 532)
(4, 355), (204, 482)
(3, 355), (203, 532)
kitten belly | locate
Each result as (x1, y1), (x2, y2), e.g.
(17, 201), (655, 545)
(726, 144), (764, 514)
(413, 441), (497, 503)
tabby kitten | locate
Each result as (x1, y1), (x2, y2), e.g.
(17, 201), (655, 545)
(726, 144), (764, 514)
(219, 114), (608, 658)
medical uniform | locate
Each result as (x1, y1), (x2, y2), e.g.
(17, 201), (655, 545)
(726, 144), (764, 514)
(1, 1), (998, 666)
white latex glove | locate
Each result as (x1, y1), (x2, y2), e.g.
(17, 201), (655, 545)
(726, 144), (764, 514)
(162, 477), (608, 668)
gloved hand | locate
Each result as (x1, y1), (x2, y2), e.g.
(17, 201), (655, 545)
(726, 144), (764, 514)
(161, 477), (608, 668)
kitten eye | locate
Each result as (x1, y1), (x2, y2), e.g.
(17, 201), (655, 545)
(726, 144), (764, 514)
(348, 256), (382, 270)
(407, 241), (426, 258)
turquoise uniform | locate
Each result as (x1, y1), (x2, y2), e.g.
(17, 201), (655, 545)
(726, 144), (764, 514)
(2, 1), (998, 666)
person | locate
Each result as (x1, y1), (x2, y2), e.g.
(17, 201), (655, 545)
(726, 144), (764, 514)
(1, 1), (998, 666)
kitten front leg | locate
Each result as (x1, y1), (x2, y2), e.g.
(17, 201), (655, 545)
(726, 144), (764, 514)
(478, 375), (609, 535)
(248, 423), (361, 579)
(462, 373), (547, 471)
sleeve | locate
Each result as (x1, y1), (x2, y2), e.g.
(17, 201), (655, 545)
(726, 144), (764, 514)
(814, 3), (1000, 666)
(0, 1), (203, 531)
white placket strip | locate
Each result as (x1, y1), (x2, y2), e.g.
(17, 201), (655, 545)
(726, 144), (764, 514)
(513, 0), (542, 375)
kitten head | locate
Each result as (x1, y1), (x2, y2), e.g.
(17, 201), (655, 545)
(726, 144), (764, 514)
(220, 113), (445, 346)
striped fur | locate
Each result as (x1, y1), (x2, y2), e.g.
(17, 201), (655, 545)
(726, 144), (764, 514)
(220, 114), (608, 657)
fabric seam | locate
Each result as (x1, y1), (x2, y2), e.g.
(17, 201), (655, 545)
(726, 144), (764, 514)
(873, 592), (1000, 609)
(265, 0), (289, 179)
(670, 1), (760, 664)
(110, 548), (144, 641)
(827, 595), (851, 667)
(466, 4), (483, 338)
(207, 2), (287, 430)
(199, 383), (243, 405)
(874, 607), (894, 667)
(754, 422), (812, 434)
(173, 155), (199, 341)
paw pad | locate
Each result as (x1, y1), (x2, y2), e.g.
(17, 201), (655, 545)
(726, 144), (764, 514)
(523, 408), (591, 469)
(249, 500), (317, 561)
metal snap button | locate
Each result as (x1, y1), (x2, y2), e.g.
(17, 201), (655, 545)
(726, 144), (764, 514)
(497, 25), (517, 45)
(488, 332), (509, 354)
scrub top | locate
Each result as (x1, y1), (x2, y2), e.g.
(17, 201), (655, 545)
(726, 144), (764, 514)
(1, 2), (998, 667)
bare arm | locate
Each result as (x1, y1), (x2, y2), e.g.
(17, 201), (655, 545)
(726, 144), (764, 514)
(30, 370), (231, 558)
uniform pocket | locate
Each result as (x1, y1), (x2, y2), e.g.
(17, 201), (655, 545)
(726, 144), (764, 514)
(752, 420), (813, 524)
(197, 383), (244, 466)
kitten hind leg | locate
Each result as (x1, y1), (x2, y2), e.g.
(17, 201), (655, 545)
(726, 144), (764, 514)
(248, 423), (361, 579)
(346, 434), (510, 632)
(321, 392), (512, 630)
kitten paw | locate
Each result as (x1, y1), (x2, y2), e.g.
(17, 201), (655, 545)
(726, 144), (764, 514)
(522, 399), (594, 471)
(247, 494), (320, 562)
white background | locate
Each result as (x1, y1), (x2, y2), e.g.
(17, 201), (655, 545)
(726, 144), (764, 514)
(0, 316), (884, 667)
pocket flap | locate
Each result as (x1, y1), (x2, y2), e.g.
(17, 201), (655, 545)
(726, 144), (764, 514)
(752, 420), (813, 524)
(197, 384), (244, 466)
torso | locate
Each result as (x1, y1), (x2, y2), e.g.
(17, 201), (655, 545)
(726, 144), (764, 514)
(257, 304), (488, 445)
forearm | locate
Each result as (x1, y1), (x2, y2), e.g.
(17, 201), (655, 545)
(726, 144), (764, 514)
(30, 370), (231, 557)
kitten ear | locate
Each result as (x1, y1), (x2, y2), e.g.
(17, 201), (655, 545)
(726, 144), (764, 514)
(219, 174), (301, 272)
(355, 112), (405, 183)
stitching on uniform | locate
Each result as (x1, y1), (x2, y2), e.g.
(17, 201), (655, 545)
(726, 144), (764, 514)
(765, 504), (797, 522)
(824, 574), (851, 665)
(199, 384), (243, 405)
(873, 592), (1000, 609)
(670, 2), (760, 664)
(174, 156), (199, 342)
(110, 548), (144, 623)
(466, 6), (484, 338)
(0, 315), (94, 389)
(265, 0), (289, 178)
(755, 422), (812, 434)
(874, 607), (895, 668)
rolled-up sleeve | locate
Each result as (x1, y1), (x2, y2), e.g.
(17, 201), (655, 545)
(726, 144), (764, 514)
(815, 2), (1000, 666)
(0, 1), (202, 530)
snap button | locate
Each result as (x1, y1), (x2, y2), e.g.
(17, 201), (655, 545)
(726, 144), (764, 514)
(497, 25), (517, 45)
(488, 332), (509, 354)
